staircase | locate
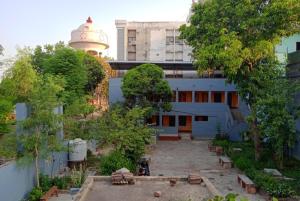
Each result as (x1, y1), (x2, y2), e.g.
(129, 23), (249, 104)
(230, 109), (245, 123)
(180, 133), (192, 140)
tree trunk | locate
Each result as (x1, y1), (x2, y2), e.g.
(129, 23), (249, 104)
(35, 146), (40, 188)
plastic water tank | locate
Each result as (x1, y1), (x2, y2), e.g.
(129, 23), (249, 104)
(69, 138), (87, 162)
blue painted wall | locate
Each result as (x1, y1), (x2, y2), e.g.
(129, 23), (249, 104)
(0, 103), (69, 201)
(0, 162), (35, 201)
(109, 78), (249, 140)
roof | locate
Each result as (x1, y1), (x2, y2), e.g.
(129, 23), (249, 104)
(108, 61), (195, 70)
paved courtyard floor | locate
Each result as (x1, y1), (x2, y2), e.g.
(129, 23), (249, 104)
(150, 140), (266, 201)
(85, 180), (210, 201)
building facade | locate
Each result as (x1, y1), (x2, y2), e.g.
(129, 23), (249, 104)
(115, 20), (192, 62)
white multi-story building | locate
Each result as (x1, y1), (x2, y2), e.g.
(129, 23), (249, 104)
(115, 20), (192, 62)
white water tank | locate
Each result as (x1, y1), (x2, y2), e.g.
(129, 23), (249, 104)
(69, 138), (87, 162)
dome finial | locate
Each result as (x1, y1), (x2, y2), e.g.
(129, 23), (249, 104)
(86, 16), (93, 23)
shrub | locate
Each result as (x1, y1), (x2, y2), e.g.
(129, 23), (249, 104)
(27, 187), (43, 201)
(100, 151), (136, 175)
(39, 174), (52, 192)
(234, 157), (252, 171)
(52, 176), (70, 189)
(265, 183), (295, 198)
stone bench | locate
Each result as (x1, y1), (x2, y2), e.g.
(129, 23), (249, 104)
(237, 174), (256, 194)
(40, 186), (58, 201)
(219, 156), (232, 169)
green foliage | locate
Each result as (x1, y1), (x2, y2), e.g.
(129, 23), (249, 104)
(27, 187), (43, 201)
(234, 157), (252, 171)
(70, 168), (85, 188)
(64, 97), (98, 140)
(121, 64), (172, 111)
(0, 99), (13, 134)
(31, 43), (105, 106)
(100, 150), (136, 175)
(0, 48), (38, 103)
(81, 53), (104, 92)
(181, 0), (300, 161)
(215, 140), (297, 197)
(255, 78), (299, 168)
(17, 74), (65, 187)
(99, 104), (154, 162)
(207, 193), (245, 201)
(39, 174), (53, 192)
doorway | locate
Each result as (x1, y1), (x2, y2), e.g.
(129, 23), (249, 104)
(178, 116), (192, 133)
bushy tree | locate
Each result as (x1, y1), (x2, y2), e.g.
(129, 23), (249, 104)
(99, 104), (154, 162)
(180, 0), (300, 160)
(122, 64), (172, 111)
(18, 75), (65, 187)
(31, 43), (104, 106)
(255, 77), (299, 168)
(0, 48), (38, 103)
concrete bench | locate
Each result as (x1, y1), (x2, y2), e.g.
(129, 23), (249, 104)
(237, 174), (256, 194)
(40, 186), (58, 201)
(219, 156), (232, 169)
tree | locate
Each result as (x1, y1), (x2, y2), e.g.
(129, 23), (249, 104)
(99, 104), (154, 162)
(255, 77), (299, 168)
(180, 0), (300, 160)
(121, 64), (172, 111)
(0, 48), (38, 103)
(18, 75), (64, 188)
(32, 43), (105, 106)
(81, 53), (104, 93)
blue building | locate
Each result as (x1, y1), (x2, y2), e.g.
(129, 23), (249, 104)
(109, 61), (249, 141)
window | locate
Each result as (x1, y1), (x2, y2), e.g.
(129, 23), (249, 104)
(195, 116), (208, 121)
(211, 92), (225, 103)
(162, 115), (176, 127)
(179, 116), (186, 126)
(147, 115), (160, 126)
(175, 36), (184, 44)
(195, 91), (209, 103)
(166, 36), (174, 44)
(178, 91), (192, 102)
(297, 42), (300, 51)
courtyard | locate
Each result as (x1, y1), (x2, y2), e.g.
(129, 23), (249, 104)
(150, 140), (265, 201)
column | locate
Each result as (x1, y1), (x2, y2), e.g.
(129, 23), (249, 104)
(208, 91), (212, 103)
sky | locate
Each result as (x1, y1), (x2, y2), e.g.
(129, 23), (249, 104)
(0, 0), (192, 60)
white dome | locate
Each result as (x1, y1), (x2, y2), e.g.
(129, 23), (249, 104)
(69, 17), (109, 54)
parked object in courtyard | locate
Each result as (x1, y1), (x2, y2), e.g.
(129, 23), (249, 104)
(263, 168), (282, 177)
(154, 191), (162, 197)
(188, 174), (202, 184)
(215, 146), (223, 156)
(111, 168), (135, 185)
(138, 157), (150, 176)
(208, 143), (216, 152)
(237, 174), (256, 194)
(40, 186), (58, 201)
(219, 156), (232, 169)
(69, 138), (87, 162)
(170, 179), (177, 186)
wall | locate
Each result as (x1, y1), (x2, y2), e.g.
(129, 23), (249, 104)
(275, 34), (300, 63)
(0, 161), (35, 201)
(0, 103), (68, 201)
(109, 78), (248, 139)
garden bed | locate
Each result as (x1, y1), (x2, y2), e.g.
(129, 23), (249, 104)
(213, 139), (300, 199)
